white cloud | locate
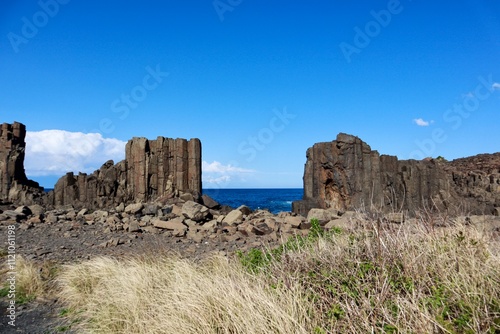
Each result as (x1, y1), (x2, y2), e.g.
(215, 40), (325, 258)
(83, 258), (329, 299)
(204, 175), (231, 184)
(413, 118), (432, 127)
(202, 161), (254, 174)
(25, 130), (126, 176)
(493, 82), (500, 90)
(202, 161), (255, 185)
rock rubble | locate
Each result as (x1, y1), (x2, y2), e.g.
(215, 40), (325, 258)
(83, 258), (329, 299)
(0, 194), (309, 261)
(2, 195), (500, 264)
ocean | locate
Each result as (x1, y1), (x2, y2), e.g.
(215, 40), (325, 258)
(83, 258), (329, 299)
(43, 188), (304, 214)
(203, 188), (303, 214)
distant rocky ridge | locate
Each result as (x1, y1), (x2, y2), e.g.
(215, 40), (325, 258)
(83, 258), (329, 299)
(293, 133), (500, 216)
(0, 122), (201, 209)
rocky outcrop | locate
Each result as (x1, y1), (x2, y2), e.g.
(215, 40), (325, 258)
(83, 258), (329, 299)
(54, 136), (202, 209)
(293, 133), (500, 216)
(0, 122), (44, 204)
(0, 121), (202, 209)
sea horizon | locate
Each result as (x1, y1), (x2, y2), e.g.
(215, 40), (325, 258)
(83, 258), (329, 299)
(42, 188), (304, 213)
(203, 188), (303, 213)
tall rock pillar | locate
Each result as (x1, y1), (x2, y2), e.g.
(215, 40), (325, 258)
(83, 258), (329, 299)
(0, 122), (44, 203)
(293, 133), (500, 217)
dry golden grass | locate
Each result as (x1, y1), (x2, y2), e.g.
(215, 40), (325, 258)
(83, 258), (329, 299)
(266, 220), (500, 333)
(0, 255), (46, 303)
(58, 255), (311, 333)
(15, 256), (45, 300)
(55, 217), (500, 333)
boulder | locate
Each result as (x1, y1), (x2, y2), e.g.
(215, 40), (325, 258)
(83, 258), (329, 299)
(201, 194), (220, 209)
(153, 217), (187, 232)
(116, 203), (125, 213)
(2, 210), (26, 222)
(182, 201), (209, 222)
(222, 210), (243, 225)
(15, 206), (32, 216)
(28, 204), (45, 216)
(251, 222), (273, 235)
(172, 205), (183, 216)
(201, 219), (218, 231)
(127, 220), (142, 233)
(238, 205), (252, 216)
(143, 204), (160, 216)
(306, 208), (339, 224)
(325, 217), (351, 230)
(284, 215), (303, 228)
(77, 208), (88, 217)
(125, 203), (144, 214)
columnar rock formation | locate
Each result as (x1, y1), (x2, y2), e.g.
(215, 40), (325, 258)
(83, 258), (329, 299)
(0, 121), (202, 209)
(292, 133), (500, 216)
(0, 122), (44, 204)
(54, 136), (202, 208)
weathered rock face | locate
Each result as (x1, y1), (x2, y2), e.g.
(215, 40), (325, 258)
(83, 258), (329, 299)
(54, 136), (202, 209)
(293, 133), (500, 216)
(0, 122), (44, 204)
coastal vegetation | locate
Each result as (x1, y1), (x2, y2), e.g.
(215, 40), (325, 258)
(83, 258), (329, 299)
(6, 215), (499, 333)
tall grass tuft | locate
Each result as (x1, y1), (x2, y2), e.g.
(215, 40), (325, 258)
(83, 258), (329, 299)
(58, 255), (311, 333)
(0, 255), (47, 304)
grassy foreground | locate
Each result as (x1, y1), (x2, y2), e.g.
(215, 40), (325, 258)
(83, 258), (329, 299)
(13, 218), (500, 333)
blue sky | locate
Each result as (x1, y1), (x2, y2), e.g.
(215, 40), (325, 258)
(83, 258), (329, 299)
(1, 0), (499, 188)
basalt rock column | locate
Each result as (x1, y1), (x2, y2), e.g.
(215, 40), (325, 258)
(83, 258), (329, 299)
(54, 136), (202, 209)
(125, 136), (202, 202)
(293, 133), (500, 216)
(0, 122), (44, 203)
